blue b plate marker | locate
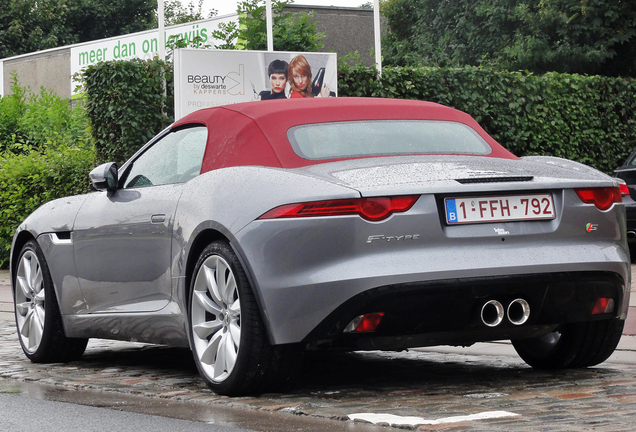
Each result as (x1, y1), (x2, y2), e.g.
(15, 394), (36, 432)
(446, 199), (458, 224)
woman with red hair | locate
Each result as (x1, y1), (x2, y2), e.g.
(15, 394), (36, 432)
(288, 55), (331, 98)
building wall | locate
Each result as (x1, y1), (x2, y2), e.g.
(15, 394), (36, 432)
(287, 5), (376, 66)
(3, 49), (72, 98)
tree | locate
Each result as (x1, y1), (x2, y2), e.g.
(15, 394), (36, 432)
(212, 0), (324, 52)
(0, 0), (158, 59)
(382, 0), (636, 77)
(161, 0), (217, 26)
(69, 0), (157, 42)
(0, 0), (76, 58)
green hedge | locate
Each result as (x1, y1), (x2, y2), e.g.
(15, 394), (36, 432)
(339, 65), (636, 174)
(1, 74), (93, 153)
(82, 58), (174, 164)
(0, 145), (95, 268)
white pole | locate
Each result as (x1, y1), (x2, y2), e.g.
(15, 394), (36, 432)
(373, 0), (382, 77)
(266, 0), (274, 51)
(158, 0), (165, 60)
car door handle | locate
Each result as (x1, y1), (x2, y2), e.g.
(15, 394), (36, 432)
(151, 214), (166, 223)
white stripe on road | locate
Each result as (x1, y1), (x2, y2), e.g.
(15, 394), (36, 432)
(348, 410), (519, 426)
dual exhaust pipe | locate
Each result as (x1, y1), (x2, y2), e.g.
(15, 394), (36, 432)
(481, 299), (530, 327)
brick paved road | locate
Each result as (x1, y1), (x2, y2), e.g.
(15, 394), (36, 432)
(3, 269), (636, 431)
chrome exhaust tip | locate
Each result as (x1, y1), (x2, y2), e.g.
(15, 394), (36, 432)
(481, 300), (504, 327)
(507, 298), (530, 325)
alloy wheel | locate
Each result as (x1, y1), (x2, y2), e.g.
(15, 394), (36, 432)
(191, 255), (241, 382)
(15, 250), (46, 354)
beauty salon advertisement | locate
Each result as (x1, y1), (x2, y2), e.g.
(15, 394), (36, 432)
(173, 49), (338, 119)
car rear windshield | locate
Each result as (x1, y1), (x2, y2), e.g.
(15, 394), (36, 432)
(287, 120), (491, 160)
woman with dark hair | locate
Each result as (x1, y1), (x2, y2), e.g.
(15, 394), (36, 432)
(259, 59), (289, 100)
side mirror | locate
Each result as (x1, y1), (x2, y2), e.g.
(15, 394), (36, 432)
(89, 162), (119, 192)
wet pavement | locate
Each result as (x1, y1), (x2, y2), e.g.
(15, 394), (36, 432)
(3, 268), (636, 431)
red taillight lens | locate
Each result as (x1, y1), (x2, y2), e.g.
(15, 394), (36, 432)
(618, 179), (630, 196)
(259, 195), (419, 221)
(574, 187), (622, 211)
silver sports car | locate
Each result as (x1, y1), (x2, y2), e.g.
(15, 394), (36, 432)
(10, 98), (630, 396)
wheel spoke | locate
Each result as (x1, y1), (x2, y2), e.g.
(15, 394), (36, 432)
(194, 290), (222, 315)
(204, 263), (223, 305)
(200, 331), (222, 365)
(29, 309), (43, 349)
(20, 309), (34, 338)
(215, 259), (229, 303)
(34, 288), (45, 304)
(228, 298), (241, 347)
(228, 298), (240, 317)
(223, 332), (238, 371)
(222, 271), (237, 305)
(28, 256), (40, 290)
(193, 320), (222, 340)
(229, 321), (241, 350)
(17, 276), (31, 300)
(32, 267), (43, 295)
(34, 304), (45, 329)
(22, 256), (32, 289)
(214, 333), (229, 378)
(16, 302), (30, 317)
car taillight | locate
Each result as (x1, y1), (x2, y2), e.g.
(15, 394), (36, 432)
(618, 179), (630, 196)
(259, 195), (419, 222)
(574, 187), (622, 211)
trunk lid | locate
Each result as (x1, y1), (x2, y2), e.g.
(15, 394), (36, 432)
(292, 155), (616, 197)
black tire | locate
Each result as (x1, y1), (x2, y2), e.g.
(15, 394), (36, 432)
(188, 241), (301, 396)
(14, 240), (88, 363)
(512, 319), (624, 369)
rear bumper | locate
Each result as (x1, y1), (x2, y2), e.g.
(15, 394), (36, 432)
(235, 192), (630, 346)
(302, 271), (625, 351)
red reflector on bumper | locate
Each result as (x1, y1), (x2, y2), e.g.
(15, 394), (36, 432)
(591, 298), (615, 315)
(344, 312), (385, 333)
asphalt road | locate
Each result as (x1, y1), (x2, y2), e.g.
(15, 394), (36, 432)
(0, 392), (260, 432)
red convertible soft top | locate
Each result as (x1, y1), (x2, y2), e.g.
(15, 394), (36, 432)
(173, 97), (518, 172)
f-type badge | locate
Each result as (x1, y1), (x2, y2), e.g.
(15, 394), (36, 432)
(586, 223), (598, 232)
(367, 234), (421, 243)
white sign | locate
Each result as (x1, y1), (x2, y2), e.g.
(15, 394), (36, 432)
(70, 15), (236, 96)
(174, 49), (338, 119)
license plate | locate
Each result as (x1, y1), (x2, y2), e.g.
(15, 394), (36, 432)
(445, 194), (556, 224)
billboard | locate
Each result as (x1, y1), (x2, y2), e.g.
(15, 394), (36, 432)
(70, 15), (236, 96)
(173, 49), (338, 119)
